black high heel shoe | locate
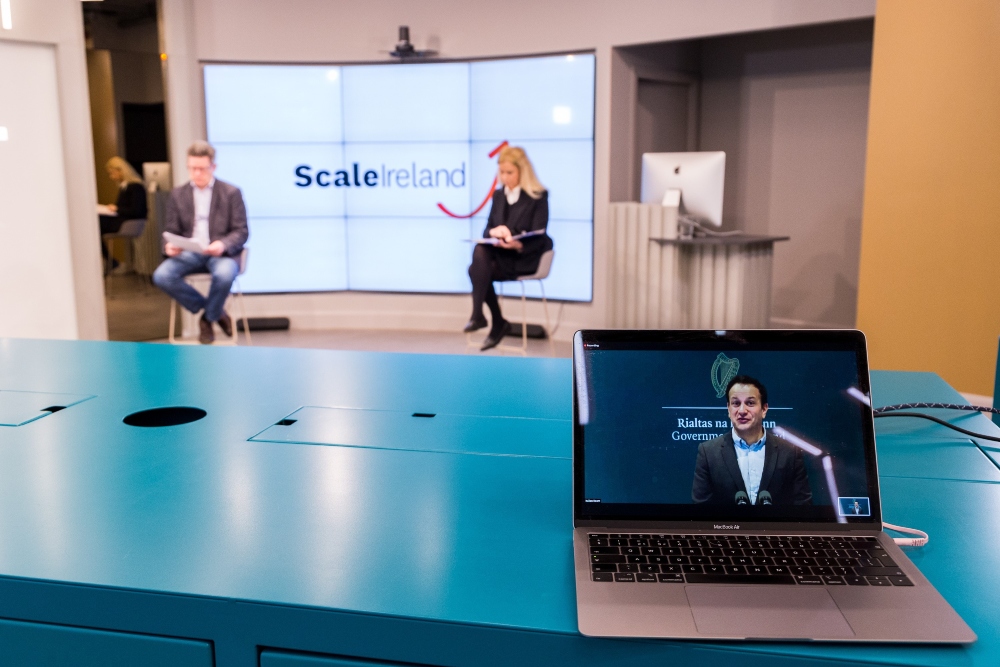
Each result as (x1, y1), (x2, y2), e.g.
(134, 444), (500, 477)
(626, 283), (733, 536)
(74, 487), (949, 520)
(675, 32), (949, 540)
(463, 316), (488, 333)
(480, 320), (511, 351)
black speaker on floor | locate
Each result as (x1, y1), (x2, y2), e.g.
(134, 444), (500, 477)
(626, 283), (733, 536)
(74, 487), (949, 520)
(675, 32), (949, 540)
(237, 317), (291, 332)
(505, 323), (548, 339)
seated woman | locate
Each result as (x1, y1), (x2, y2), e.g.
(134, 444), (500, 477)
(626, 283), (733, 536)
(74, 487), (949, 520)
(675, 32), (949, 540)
(99, 156), (148, 269)
(466, 146), (553, 351)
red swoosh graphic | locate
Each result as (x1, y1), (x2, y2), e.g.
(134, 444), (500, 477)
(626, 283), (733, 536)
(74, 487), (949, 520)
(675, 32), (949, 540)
(437, 140), (508, 218)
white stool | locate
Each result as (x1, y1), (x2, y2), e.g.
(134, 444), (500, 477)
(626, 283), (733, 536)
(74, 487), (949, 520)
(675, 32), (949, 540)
(102, 218), (146, 295)
(168, 248), (252, 346)
(468, 249), (555, 356)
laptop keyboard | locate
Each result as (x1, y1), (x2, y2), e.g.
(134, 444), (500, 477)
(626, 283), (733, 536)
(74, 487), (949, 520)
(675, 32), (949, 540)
(588, 534), (913, 586)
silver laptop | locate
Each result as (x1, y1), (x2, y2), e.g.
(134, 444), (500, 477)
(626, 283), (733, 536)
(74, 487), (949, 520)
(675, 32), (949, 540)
(572, 329), (975, 642)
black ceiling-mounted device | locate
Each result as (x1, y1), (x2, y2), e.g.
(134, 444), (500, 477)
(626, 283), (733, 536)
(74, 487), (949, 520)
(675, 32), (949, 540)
(389, 26), (437, 59)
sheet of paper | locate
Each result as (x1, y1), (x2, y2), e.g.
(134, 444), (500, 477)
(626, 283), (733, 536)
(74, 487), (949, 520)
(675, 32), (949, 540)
(463, 229), (547, 245)
(163, 232), (207, 253)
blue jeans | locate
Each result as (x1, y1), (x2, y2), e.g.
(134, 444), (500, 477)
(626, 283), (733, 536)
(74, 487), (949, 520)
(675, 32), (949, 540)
(153, 251), (239, 322)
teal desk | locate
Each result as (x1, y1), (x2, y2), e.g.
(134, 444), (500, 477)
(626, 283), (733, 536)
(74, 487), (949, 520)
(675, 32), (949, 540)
(0, 340), (996, 666)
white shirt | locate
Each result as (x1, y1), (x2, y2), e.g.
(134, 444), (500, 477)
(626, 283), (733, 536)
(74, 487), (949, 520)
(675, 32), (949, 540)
(732, 428), (767, 504)
(191, 179), (214, 248)
(504, 185), (521, 205)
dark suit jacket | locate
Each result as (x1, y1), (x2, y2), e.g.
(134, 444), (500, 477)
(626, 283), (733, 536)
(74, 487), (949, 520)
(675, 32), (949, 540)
(483, 189), (553, 278)
(691, 431), (812, 505)
(164, 179), (249, 257)
(115, 182), (148, 221)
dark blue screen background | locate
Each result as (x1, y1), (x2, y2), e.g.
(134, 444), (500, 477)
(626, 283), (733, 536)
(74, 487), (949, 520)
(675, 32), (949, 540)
(582, 349), (870, 509)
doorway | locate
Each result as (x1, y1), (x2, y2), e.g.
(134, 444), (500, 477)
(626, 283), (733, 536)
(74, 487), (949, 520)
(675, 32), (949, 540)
(84, 0), (173, 341)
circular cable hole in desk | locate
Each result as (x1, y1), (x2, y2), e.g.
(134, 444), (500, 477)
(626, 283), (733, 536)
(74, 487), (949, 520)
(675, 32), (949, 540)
(123, 407), (207, 427)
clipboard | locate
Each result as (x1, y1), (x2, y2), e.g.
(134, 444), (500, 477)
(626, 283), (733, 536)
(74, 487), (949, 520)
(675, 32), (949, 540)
(464, 229), (546, 245)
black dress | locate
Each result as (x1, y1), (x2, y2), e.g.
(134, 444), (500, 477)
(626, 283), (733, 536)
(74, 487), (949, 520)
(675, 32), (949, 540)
(467, 189), (554, 327)
(482, 189), (553, 279)
(100, 181), (148, 235)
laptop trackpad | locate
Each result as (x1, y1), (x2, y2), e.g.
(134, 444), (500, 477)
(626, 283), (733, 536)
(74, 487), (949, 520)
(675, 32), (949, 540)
(685, 586), (855, 639)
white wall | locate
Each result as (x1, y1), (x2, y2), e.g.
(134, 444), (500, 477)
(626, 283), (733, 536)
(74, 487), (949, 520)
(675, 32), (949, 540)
(0, 0), (107, 340)
(0, 41), (77, 338)
(161, 0), (875, 338)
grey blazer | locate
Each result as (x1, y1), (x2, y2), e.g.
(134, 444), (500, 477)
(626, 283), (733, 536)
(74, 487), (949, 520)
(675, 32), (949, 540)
(164, 179), (249, 257)
(691, 431), (813, 505)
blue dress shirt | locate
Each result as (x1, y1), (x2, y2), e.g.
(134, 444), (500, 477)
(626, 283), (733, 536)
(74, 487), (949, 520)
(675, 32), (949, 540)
(732, 428), (767, 504)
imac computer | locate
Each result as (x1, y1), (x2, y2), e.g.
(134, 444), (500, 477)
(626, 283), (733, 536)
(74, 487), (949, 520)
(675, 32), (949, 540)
(640, 151), (726, 228)
(143, 162), (172, 193)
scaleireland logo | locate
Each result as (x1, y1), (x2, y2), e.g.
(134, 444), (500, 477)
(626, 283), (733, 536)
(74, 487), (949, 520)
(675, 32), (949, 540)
(710, 353), (740, 398)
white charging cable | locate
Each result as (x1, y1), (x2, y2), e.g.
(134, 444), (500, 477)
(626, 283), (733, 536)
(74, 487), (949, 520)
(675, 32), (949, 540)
(884, 522), (929, 547)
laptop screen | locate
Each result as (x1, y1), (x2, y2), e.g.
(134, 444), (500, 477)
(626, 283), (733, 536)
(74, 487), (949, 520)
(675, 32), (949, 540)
(573, 330), (881, 526)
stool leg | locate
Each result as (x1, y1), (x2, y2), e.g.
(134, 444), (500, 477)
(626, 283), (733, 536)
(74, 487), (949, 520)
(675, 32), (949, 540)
(130, 237), (148, 293)
(125, 235), (134, 273)
(235, 279), (251, 346)
(104, 239), (115, 294)
(520, 282), (528, 355)
(168, 298), (177, 343)
(497, 282), (506, 353)
(540, 281), (554, 356)
(465, 285), (489, 352)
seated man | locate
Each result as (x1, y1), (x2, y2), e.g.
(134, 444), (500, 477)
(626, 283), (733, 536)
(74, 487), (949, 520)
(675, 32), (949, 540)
(153, 141), (249, 344)
(691, 374), (812, 505)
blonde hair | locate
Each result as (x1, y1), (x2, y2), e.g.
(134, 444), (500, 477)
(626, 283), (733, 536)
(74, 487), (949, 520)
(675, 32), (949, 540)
(498, 146), (545, 199)
(105, 156), (143, 185)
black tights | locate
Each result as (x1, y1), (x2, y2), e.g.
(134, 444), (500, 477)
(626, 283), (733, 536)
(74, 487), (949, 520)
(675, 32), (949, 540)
(468, 244), (505, 329)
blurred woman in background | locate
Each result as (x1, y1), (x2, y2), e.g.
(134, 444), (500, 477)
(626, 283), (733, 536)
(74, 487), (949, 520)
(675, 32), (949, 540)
(465, 146), (553, 351)
(99, 156), (147, 269)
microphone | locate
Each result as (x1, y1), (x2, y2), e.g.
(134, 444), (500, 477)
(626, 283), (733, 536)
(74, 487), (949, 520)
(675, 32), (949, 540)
(757, 491), (773, 505)
(735, 491), (749, 505)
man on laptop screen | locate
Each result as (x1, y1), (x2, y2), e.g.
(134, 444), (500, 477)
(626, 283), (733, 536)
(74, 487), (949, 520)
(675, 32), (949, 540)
(571, 330), (976, 643)
(691, 375), (811, 505)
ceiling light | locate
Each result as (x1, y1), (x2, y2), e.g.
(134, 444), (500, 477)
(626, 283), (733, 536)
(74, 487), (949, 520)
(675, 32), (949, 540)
(2, 0), (13, 30)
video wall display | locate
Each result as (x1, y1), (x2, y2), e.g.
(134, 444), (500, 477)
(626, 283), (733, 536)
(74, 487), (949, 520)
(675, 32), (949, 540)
(203, 53), (595, 299)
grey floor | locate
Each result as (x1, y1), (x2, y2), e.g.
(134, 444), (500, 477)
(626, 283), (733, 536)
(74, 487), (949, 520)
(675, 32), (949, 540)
(105, 273), (571, 358)
(104, 272), (173, 342)
(243, 328), (571, 357)
(104, 276), (997, 394)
